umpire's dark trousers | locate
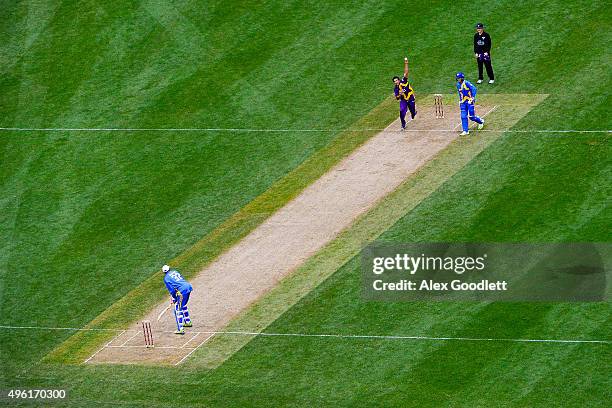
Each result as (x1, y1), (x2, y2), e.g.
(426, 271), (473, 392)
(477, 56), (494, 80)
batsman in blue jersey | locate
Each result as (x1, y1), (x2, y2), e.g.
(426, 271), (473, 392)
(455, 72), (485, 135)
(162, 264), (193, 334)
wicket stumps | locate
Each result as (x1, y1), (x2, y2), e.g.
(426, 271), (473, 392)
(142, 320), (154, 348)
(434, 94), (444, 118)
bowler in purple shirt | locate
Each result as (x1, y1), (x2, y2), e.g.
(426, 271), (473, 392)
(392, 56), (417, 131)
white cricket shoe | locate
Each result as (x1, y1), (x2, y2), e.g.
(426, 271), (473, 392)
(460, 131), (469, 136)
(478, 120), (485, 130)
(488, 79), (495, 84)
(476, 79), (483, 84)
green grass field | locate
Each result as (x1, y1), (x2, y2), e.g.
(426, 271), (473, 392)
(1, 0), (610, 406)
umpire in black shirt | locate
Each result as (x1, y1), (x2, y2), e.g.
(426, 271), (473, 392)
(474, 23), (495, 84)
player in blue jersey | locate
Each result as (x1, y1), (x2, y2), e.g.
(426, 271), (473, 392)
(162, 264), (193, 334)
(393, 56), (417, 131)
(455, 72), (485, 135)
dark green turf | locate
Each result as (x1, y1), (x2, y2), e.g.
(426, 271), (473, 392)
(1, 0), (610, 406)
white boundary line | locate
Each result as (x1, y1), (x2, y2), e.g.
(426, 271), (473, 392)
(0, 127), (609, 133)
(207, 330), (611, 344)
(1, 325), (608, 345)
(0, 324), (135, 332)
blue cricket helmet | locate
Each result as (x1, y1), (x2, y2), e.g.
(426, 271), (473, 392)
(456, 72), (465, 80)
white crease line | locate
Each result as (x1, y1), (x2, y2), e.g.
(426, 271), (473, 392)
(452, 105), (497, 131)
(106, 345), (195, 349)
(0, 127), (609, 133)
(175, 333), (215, 365)
(180, 332), (201, 349)
(119, 330), (141, 346)
(83, 330), (125, 364)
